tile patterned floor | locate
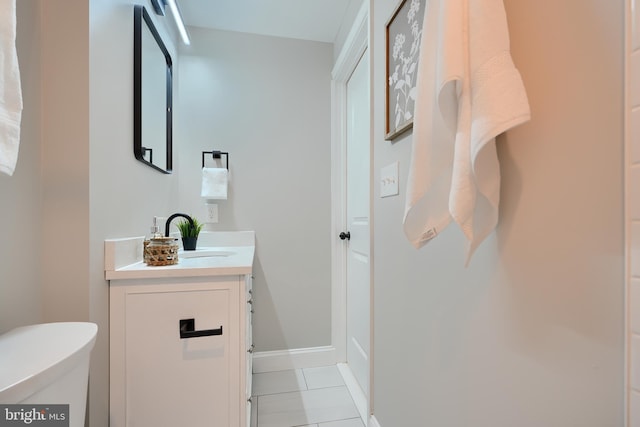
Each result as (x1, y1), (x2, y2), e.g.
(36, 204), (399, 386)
(251, 365), (364, 427)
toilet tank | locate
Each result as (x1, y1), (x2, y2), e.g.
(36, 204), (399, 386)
(0, 322), (98, 427)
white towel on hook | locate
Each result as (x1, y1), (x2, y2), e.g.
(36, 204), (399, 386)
(0, 0), (23, 176)
(403, 0), (465, 247)
(449, 0), (530, 265)
(201, 167), (228, 200)
(403, 0), (530, 265)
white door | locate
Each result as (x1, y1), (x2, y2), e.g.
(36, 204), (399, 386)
(343, 48), (370, 398)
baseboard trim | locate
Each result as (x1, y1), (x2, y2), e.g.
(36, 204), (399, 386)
(336, 363), (367, 422)
(252, 346), (336, 373)
(369, 415), (382, 427)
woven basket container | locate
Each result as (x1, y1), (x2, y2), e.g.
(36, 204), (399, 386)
(144, 237), (179, 266)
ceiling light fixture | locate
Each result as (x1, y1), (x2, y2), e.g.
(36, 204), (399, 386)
(150, 0), (191, 45)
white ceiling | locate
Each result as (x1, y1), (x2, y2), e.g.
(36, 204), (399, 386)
(179, 0), (357, 43)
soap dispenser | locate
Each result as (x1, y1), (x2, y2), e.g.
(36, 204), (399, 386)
(143, 217), (162, 263)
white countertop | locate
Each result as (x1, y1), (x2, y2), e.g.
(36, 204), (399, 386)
(105, 231), (255, 281)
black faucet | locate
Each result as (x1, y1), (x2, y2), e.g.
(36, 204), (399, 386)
(165, 213), (194, 237)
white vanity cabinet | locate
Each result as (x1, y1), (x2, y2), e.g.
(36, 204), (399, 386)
(105, 232), (255, 427)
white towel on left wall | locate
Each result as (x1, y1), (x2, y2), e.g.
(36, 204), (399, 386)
(0, 0), (23, 177)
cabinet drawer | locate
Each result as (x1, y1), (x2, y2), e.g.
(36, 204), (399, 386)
(125, 289), (236, 427)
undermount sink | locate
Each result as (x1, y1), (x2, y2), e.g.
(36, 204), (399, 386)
(179, 248), (235, 258)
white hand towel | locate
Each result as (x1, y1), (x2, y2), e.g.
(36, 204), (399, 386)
(448, 0), (530, 265)
(404, 0), (530, 264)
(0, 0), (23, 177)
(403, 0), (465, 247)
(201, 167), (228, 200)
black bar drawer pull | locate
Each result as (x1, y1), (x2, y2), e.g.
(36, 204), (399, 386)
(179, 318), (223, 339)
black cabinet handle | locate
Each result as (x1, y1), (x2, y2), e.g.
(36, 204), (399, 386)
(339, 231), (351, 240)
(179, 318), (223, 339)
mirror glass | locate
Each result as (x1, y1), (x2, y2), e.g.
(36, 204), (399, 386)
(134, 5), (173, 174)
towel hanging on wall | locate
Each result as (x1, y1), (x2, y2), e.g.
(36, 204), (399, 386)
(403, 0), (530, 264)
(0, 0), (23, 176)
(201, 167), (228, 200)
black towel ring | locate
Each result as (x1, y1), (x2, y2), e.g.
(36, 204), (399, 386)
(201, 150), (229, 169)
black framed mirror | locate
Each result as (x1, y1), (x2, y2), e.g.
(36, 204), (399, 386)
(134, 5), (173, 174)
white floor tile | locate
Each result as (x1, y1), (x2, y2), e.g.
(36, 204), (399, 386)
(257, 386), (359, 427)
(318, 418), (364, 427)
(303, 366), (345, 390)
(253, 369), (307, 396)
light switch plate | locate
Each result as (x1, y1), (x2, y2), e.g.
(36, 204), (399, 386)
(380, 161), (399, 198)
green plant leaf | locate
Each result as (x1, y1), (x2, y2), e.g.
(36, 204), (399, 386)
(176, 216), (204, 238)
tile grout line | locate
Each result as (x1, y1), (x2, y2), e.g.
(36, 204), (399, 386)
(259, 384), (352, 398)
(253, 367), (360, 427)
(254, 385), (358, 427)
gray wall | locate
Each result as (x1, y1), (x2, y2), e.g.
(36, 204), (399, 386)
(40, 0), (90, 325)
(371, 0), (624, 425)
(0, 0), (92, 330)
(0, 0), (43, 333)
(176, 27), (333, 352)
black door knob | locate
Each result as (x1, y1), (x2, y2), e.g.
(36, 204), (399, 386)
(339, 231), (351, 240)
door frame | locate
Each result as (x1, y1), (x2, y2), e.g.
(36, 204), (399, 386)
(330, 0), (371, 421)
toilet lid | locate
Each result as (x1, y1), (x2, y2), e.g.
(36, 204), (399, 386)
(0, 322), (97, 403)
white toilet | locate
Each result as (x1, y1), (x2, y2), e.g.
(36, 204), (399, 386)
(0, 322), (98, 427)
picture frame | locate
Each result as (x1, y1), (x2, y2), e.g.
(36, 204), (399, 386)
(385, 0), (426, 140)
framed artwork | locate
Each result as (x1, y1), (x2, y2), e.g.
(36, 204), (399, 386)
(385, 0), (426, 140)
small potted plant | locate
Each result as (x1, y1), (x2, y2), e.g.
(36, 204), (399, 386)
(176, 216), (203, 250)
